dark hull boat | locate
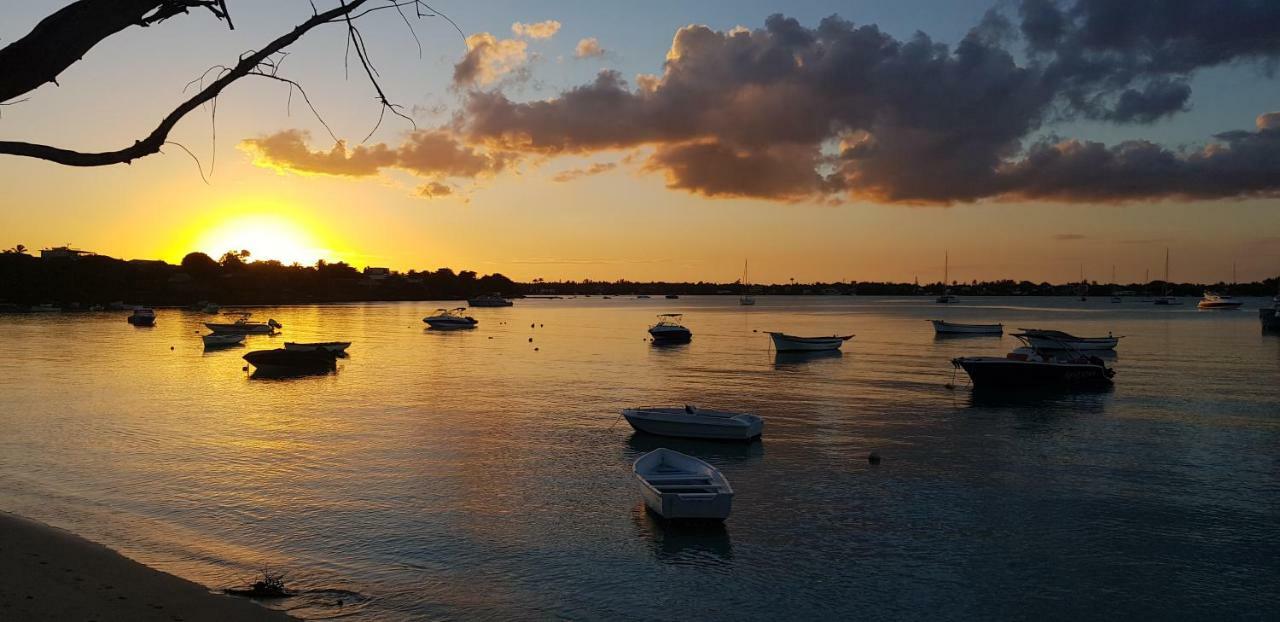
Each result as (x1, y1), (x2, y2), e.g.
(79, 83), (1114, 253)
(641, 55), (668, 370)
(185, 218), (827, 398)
(243, 348), (336, 376)
(953, 356), (1114, 388)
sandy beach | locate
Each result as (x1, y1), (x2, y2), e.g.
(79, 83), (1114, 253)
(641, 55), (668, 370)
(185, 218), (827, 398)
(0, 512), (293, 621)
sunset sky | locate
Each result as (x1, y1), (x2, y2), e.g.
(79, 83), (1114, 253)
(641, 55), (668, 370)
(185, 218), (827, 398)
(3, 1), (1279, 284)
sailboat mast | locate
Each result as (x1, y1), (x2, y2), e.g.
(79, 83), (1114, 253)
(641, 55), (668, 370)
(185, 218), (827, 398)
(944, 251), (949, 293)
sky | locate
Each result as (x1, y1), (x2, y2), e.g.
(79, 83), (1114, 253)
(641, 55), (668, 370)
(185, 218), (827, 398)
(2, 0), (1279, 284)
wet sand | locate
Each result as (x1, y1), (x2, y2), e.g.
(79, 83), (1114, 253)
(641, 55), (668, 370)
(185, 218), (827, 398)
(0, 512), (293, 621)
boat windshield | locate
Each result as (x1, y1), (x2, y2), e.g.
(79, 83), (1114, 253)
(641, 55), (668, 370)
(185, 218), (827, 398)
(654, 313), (684, 325)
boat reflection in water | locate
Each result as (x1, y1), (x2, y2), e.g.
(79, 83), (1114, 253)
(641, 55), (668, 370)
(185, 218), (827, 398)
(243, 348), (338, 379)
(773, 349), (843, 368)
(630, 502), (734, 565)
(626, 433), (765, 464)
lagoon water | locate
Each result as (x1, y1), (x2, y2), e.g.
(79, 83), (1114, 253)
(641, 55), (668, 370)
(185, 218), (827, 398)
(1, 296), (1278, 620)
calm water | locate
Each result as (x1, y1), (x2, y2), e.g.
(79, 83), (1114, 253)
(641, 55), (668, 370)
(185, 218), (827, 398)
(1, 297), (1278, 620)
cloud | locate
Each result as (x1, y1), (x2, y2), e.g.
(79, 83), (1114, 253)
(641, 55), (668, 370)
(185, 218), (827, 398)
(239, 129), (510, 194)
(458, 11), (1280, 204)
(574, 37), (606, 58)
(1053, 233), (1086, 240)
(512, 20), (561, 40)
(453, 33), (528, 86)
(551, 161), (616, 182)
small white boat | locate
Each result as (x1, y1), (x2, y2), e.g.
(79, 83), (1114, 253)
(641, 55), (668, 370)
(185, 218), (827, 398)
(1014, 328), (1121, 351)
(930, 320), (1002, 335)
(205, 314), (280, 334)
(649, 314), (692, 342)
(284, 341), (351, 354)
(623, 406), (763, 441)
(127, 308), (156, 326)
(467, 294), (513, 307)
(423, 307), (478, 329)
(767, 331), (853, 352)
(634, 448), (733, 521)
(1197, 292), (1243, 310)
(202, 333), (244, 347)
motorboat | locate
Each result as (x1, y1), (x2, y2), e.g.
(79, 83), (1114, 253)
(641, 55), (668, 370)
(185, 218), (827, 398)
(622, 406), (763, 441)
(930, 320), (1002, 335)
(952, 335), (1116, 389)
(242, 348), (337, 375)
(467, 294), (513, 307)
(202, 333), (244, 347)
(205, 314), (281, 334)
(1013, 328), (1121, 351)
(1197, 292), (1243, 310)
(284, 341), (351, 354)
(423, 307), (478, 329)
(648, 314), (692, 342)
(633, 448), (734, 521)
(767, 331), (853, 352)
(127, 308), (156, 326)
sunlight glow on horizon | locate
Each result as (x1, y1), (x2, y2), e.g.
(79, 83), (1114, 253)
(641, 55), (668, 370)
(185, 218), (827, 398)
(167, 199), (346, 267)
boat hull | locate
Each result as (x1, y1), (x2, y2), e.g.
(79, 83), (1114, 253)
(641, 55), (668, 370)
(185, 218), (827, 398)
(127, 316), (156, 326)
(205, 323), (274, 334)
(767, 332), (851, 352)
(424, 319), (477, 329)
(202, 334), (244, 347)
(623, 408), (762, 441)
(954, 357), (1113, 388)
(649, 327), (691, 342)
(931, 320), (1002, 335)
(243, 349), (336, 376)
(284, 341), (351, 353)
(1020, 335), (1118, 351)
(1198, 301), (1243, 309)
(634, 449), (733, 521)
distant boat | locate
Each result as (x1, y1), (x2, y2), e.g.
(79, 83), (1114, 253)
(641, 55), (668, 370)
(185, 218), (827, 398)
(930, 320), (1002, 335)
(203, 303), (220, 314)
(636, 295), (651, 299)
(739, 259), (755, 306)
(634, 448), (734, 521)
(1013, 328), (1121, 351)
(284, 341), (351, 354)
(205, 314), (280, 334)
(1261, 296), (1280, 331)
(622, 405), (763, 441)
(423, 307), (478, 329)
(127, 308), (156, 326)
(952, 335), (1115, 389)
(767, 332), (853, 352)
(1154, 248), (1181, 305)
(665, 294), (680, 299)
(936, 251), (959, 303)
(202, 333), (244, 347)
(649, 313), (692, 343)
(467, 294), (513, 307)
(30, 303), (61, 313)
(243, 348), (336, 376)
(1197, 292), (1243, 310)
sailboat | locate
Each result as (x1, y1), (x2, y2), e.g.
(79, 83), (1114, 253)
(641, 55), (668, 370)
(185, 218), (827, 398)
(739, 259), (756, 306)
(1154, 248), (1182, 305)
(1110, 265), (1122, 303)
(936, 252), (959, 303)
(1077, 264), (1088, 301)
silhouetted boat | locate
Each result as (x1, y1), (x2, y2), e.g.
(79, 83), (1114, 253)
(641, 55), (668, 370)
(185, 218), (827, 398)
(467, 294), (513, 307)
(202, 333), (244, 347)
(1197, 292), (1243, 310)
(665, 294), (680, 299)
(1013, 328), (1121, 351)
(205, 314), (280, 334)
(127, 308), (156, 326)
(767, 332), (853, 352)
(1154, 248), (1181, 305)
(623, 406), (763, 441)
(648, 313), (691, 342)
(1261, 305), (1280, 330)
(930, 320), (1002, 335)
(423, 307), (477, 329)
(243, 348), (336, 375)
(636, 295), (651, 299)
(634, 449), (733, 521)
(936, 251), (959, 303)
(952, 336), (1115, 389)
(284, 341), (351, 354)
(30, 304), (61, 313)
(739, 260), (755, 306)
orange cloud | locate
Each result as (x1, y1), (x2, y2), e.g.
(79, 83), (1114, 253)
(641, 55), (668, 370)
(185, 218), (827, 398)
(574, 37), (606, 58)
(453, 33), (528, 86)
(511, 20), (561, 40)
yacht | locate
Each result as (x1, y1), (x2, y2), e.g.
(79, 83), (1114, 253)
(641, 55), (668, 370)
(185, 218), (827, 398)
(423, 307), (478, 329)
(467, 294), (513, 307)
(1197, 292), (1243, 310)
(952, 334), (1116, 389)
(648, 313), (692, 343)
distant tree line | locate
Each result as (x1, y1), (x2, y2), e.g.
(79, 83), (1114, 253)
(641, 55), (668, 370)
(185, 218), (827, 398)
(1, 246), (1276, 308)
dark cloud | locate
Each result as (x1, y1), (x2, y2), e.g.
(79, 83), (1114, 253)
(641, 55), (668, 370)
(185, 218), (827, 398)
(456, 9), (1280, 204)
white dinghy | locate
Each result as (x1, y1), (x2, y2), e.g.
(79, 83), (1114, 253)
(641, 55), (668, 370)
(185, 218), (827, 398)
(202, 333), (244, 347)
(1014, 328), (1121, 351)
(622, 405), (763, 441)
(767, 332), (853, 352)
(284, 341), (351, 354)
(930, 320), (1003, 335)
(633, 448), (734, 521)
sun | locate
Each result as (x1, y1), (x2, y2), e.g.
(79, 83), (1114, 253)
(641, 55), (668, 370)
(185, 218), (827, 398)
(192, 213), (335, 266)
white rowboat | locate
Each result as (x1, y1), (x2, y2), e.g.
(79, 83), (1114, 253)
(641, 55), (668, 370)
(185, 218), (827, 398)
(284, 341), (351, 354)
(1014, 328), (1121, 351)
(622, 406), (763, 441)
(202, 333), (244, 347)
(634, 448), (733, 521)
(931, 320), (1003, 335)
(767, 332), (852, 352)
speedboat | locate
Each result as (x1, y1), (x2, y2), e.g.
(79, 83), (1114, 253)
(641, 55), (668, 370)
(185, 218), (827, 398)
(205, 314), (281, 334)
(1197, 292), (1243, 310)
(243, 348), (336, 376)
(930, 320), (1002, 335)
(202, 333), (244, 347)
(633, 448), (733, 521)
(623, 406), (763, 441)
(284, 341), (351, 354)
(467, 294), (513, 307)
(767, 332), (853, 352)
(423, 307), (478, 329)
(648, 314), (692, 343)
(952, 336), (1115, 389)
(1013, 328), (1121, 351)
(127, 308), (156, 326)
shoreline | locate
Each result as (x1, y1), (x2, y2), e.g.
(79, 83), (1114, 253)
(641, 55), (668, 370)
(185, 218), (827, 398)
(0, 511), (294, 621)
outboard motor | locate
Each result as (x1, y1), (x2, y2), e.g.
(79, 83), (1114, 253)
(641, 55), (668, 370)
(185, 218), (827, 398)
(268, 318), (282, 329)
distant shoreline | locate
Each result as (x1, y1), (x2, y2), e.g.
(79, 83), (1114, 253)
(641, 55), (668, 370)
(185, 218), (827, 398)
(0, 511), (294, 621)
